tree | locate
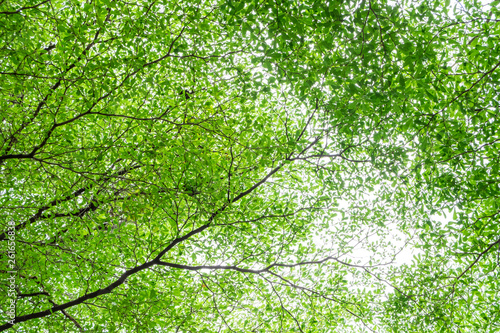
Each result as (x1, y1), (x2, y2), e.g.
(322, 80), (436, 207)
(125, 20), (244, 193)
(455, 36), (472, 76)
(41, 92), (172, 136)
(0, 0), (499, 331)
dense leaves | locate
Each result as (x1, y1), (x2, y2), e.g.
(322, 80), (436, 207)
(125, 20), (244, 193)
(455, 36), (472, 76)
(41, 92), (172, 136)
(0, 0), (499, 331)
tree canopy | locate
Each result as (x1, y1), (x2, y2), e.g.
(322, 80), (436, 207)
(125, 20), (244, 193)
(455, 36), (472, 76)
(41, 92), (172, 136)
(1, 0), (499, 331)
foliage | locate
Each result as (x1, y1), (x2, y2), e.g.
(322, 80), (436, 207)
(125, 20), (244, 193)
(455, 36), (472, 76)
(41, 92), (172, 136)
(0, 0), (499, 331)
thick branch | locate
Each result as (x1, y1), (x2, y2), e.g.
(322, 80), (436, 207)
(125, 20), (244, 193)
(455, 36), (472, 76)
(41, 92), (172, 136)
(0, 0), (50, 14)
(0, 164), (140, 241)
